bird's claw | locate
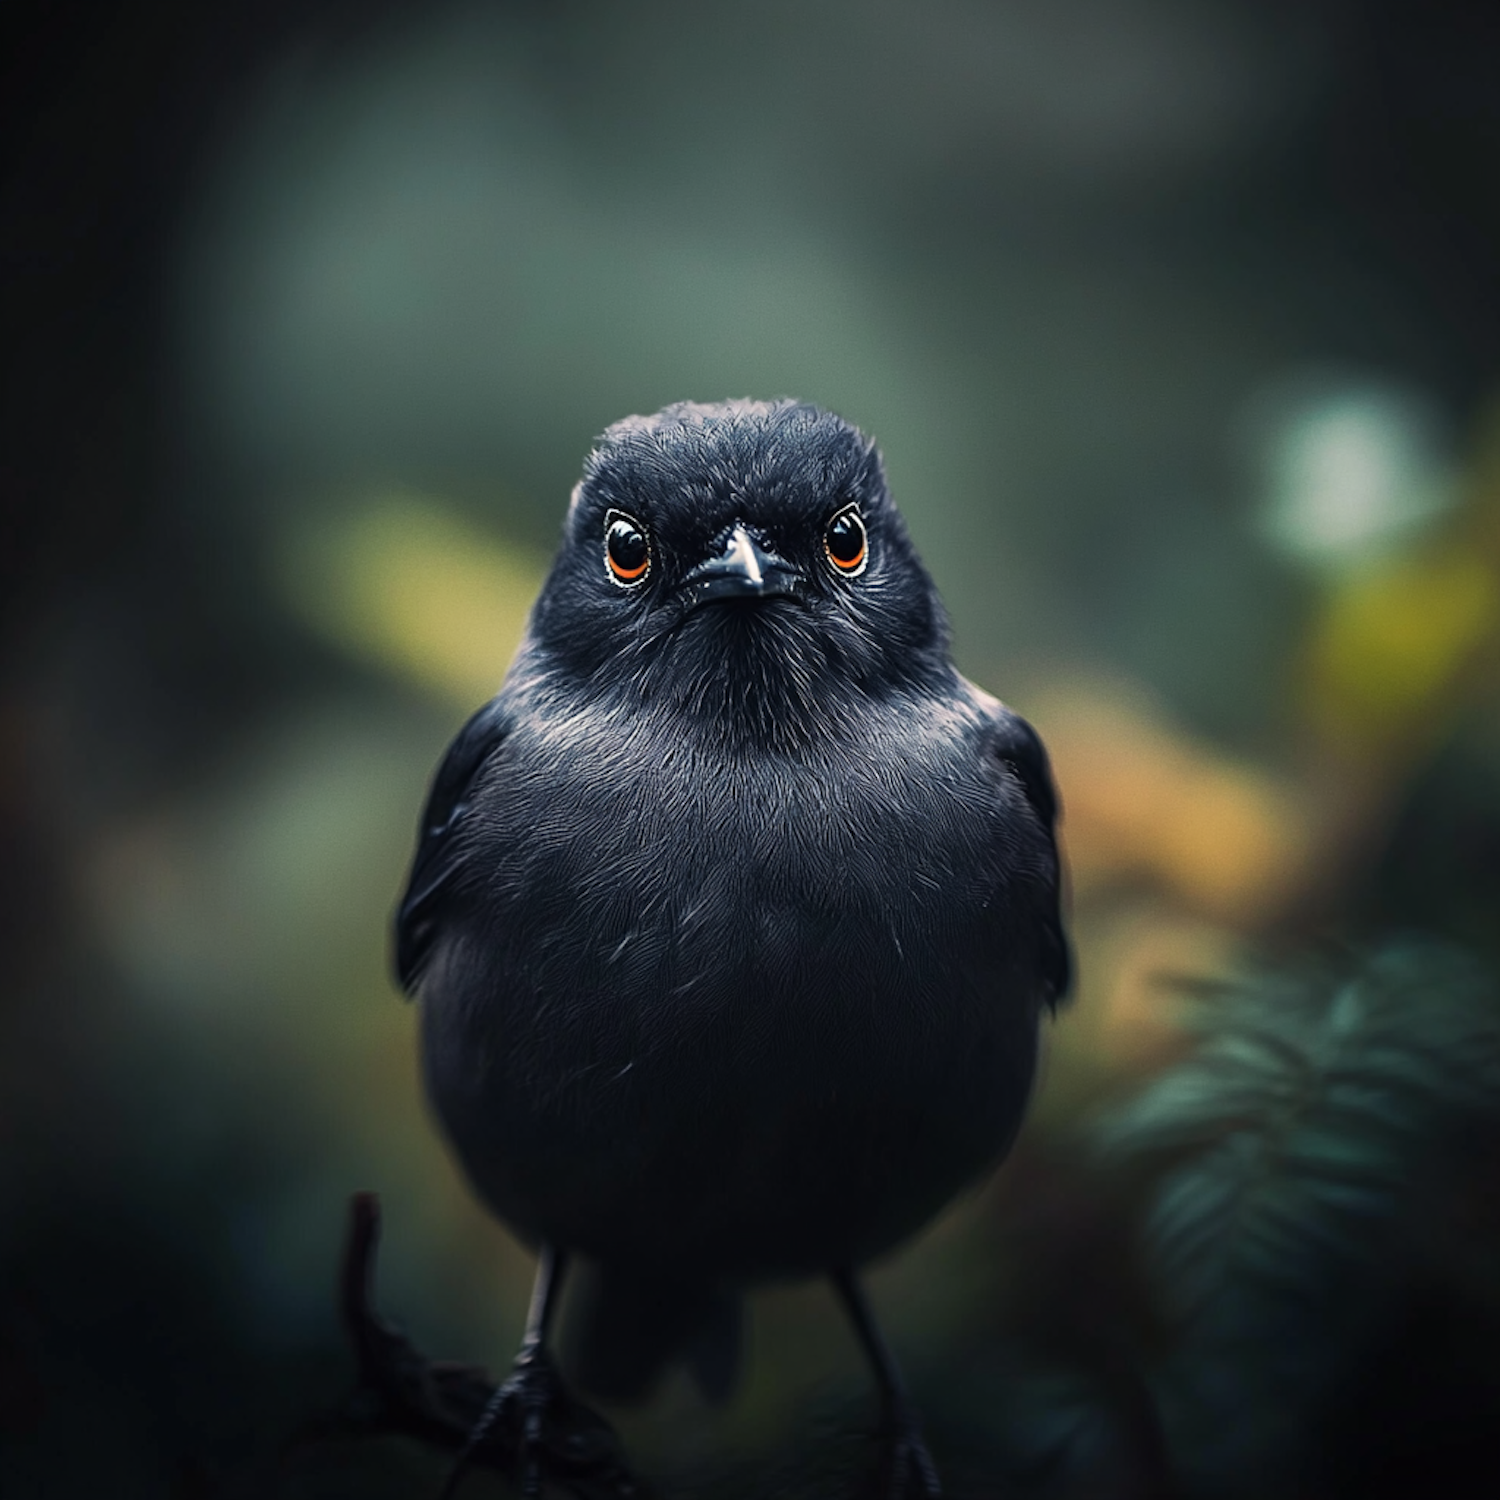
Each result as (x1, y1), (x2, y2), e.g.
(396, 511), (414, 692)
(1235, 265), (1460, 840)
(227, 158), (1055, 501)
(300, 1195), (645, 1500)
(476, 1347), (560, 1495)
(457, 1346), (642, 1500)
(862, 1401), (942, 1500)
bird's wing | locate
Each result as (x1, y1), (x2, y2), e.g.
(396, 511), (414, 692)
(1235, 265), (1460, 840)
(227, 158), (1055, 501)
(393, 698), (510, 994)
(987, 705), (1072, 1009)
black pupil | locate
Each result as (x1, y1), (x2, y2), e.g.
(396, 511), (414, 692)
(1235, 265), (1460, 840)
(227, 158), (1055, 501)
(827, 512), (864, 565)
(608, 521), (648, 573)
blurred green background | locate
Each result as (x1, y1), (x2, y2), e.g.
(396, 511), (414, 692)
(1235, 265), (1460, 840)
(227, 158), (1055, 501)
(5, 2), (1500, 1496)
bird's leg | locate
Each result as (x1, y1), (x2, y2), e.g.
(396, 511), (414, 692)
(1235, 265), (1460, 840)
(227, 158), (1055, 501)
(308, 1197), (642, 1498)
(438, 1244), (643, 1500)
(437, 1244), (568, 1499)
(832, 1268), (942, 1500)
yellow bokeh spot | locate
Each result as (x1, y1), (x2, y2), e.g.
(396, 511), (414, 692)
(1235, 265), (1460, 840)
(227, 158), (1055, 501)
(278, 492), (550, 707)
(1032, 687), (1312, 928)
(1304, 546), (1500, 750)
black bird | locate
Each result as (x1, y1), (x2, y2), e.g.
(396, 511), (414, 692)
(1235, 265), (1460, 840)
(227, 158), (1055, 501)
(395, 399), (1069, 1498)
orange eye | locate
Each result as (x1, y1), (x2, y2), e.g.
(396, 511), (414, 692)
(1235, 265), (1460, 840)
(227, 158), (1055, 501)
(824, 505), (867, 576)
(605, 511), (651, 585)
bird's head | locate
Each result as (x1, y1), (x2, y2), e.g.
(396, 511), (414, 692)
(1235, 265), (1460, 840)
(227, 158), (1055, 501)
(525, 400), (951, 746)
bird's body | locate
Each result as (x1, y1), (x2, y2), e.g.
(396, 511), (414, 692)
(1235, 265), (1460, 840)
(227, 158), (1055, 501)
(397, 400), (1067, 1491)
(423, 676), (1043, 1279)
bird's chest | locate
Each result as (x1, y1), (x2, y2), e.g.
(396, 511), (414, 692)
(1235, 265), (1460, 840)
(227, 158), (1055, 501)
(466, 720), (1002, 1033)
(423, 713), (1037, 1266)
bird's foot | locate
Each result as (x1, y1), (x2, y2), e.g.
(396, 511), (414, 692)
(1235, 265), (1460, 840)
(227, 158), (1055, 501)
(860, 1398), (942, 1500)
(295, 1194), (644, 1500)
(446, 1344), (642, 1500)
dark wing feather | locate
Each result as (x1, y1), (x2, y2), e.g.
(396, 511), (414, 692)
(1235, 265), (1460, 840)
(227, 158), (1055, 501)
(393, 699), (509, 993)
(988, 707), (1072, 1007)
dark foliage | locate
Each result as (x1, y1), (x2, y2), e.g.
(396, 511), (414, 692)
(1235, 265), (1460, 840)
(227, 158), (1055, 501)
(1098, 942), (1500, 1498)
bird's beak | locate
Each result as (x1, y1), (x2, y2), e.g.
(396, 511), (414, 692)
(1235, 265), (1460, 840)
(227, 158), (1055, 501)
(681, 525), (804, 609)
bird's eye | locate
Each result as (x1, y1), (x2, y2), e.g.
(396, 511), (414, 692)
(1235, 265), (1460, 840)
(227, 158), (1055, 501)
(823, 505), (868, 576)
(604, 510), (651, 586)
